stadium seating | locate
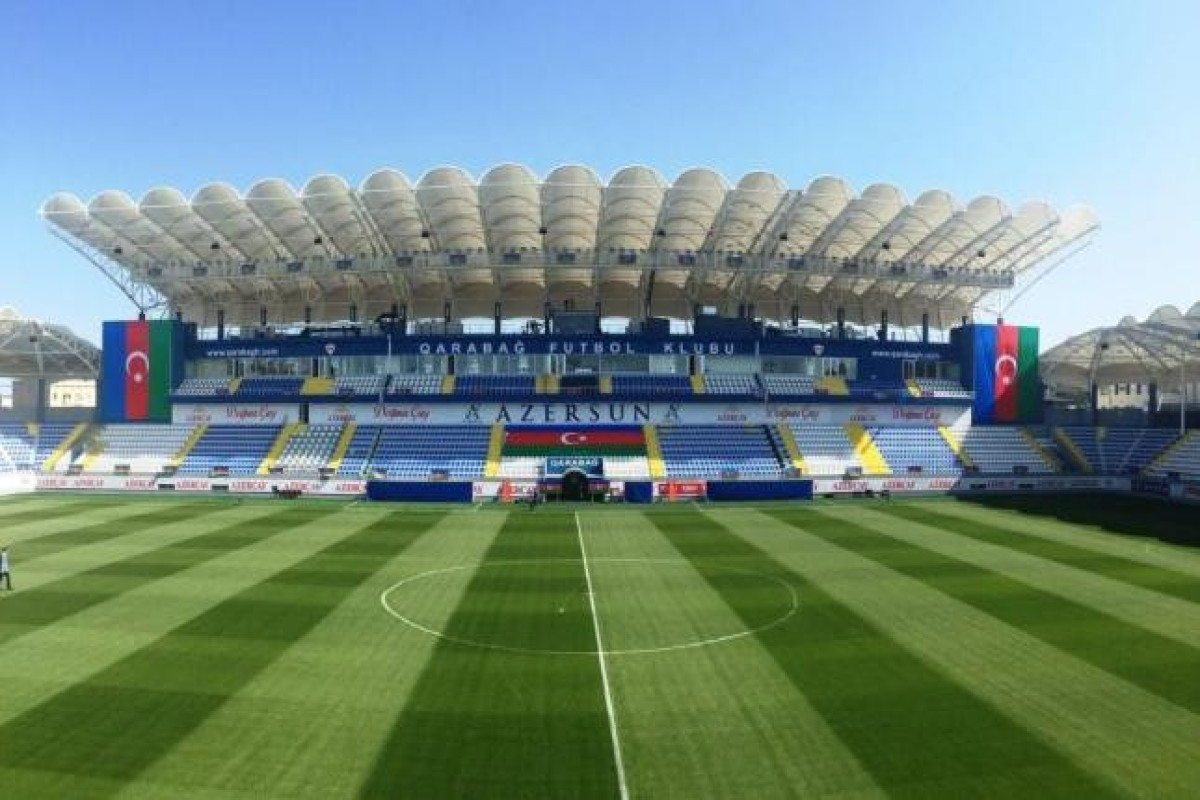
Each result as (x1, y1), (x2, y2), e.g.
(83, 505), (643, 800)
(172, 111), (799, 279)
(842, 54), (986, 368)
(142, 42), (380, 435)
(914, 379), (973, 400)
(1057, 427), (1179, 474)
(334, 376), (387, 396)
(761, 375), (816, 397)
(79, 424), (194, 473)
(178, 425), (281, 475)
(596, 455), (653, 479)
(657, 425), (783, 478)
(611, 374), (692, 398)
(385, 374), (442, 396)
(0, 424), (37, 469)
(866, 426), (961, 474)
(959, 426), (1054, 474)
(1027, 427), (1064, 469)
(559, 374), (599, 396)
(335, 425), (382, 476)
(275, 424), (342, 473)
(704, 374), (761, 395)
(787, 424), (863, 475)
(456, 374), (537, 397)
(236, 377), (305, 398)
(174, 378), (230, 397)
(1144, 432), (1200, 479)
(35, 424), (80, 470)
(848, 378), (901, 400)
(365, 425), (491, 479)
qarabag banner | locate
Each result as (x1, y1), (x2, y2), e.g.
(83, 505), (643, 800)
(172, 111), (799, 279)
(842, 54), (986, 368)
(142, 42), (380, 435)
(101, 320), (175, 422)
(971, 323), (1040, 423)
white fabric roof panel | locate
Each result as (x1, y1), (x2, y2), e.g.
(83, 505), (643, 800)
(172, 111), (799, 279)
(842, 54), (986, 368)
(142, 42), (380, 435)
(40, 163), (1098, 326)
(246, 178), (328, 260)
(540, 164), (602, 252)
(301, 174), (383, 259)
(707, 171), (786, 253)
(191, 182), (282, 263)
(140, 187), (239, 262)
(1042, 304), (1200, 391)
(416, 167), (486, 250)
(598, 165), (666, 252)
(0, 306), (100, 378)
(358, 169), (429, 254)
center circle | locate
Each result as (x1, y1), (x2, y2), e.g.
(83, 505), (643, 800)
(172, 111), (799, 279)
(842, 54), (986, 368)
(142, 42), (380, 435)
(380, 558), (798, 656)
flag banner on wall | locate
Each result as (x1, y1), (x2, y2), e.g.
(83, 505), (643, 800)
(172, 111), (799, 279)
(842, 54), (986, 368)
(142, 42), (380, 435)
(971, 323), (1039, 423)
(101, 320), (175, 422)
(503, 427), (646, 456)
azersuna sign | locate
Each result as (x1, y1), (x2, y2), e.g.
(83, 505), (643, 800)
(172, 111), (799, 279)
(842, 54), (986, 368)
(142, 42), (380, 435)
(309, 401), (971, 427)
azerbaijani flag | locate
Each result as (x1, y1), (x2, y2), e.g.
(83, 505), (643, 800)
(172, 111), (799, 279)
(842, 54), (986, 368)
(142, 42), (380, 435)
(101, 320), (175, 422)
(972, 323), (1039, 422)
(503, 427), (646, 456)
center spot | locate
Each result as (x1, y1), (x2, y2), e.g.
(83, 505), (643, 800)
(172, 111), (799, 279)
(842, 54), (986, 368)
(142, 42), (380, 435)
(380, 558), (798, 656)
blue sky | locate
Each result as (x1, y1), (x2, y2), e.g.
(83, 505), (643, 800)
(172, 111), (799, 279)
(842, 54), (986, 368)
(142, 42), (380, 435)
(2, 0), (1195, 348)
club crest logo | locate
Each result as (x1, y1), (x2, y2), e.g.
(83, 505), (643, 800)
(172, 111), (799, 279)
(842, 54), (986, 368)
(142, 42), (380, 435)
(324, 343), (337, 356)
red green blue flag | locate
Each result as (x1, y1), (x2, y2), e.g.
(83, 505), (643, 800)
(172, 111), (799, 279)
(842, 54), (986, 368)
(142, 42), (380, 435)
(971, 323), (1040, 423)
(101, 320), (176, 422)
(503, 427), (646, 456)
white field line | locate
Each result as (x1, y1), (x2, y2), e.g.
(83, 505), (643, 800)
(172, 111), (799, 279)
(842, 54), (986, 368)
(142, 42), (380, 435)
(575, 511), (631, 800)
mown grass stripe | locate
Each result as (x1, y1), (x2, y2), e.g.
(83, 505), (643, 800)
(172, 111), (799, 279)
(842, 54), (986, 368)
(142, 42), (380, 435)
(924, 498), (1200, 578)
(875, 503), (1200, 605)
(8, 501), (227, 565)
(962, 494), (1200, 548)
(727, 507), (1200, 798)
(361, 510), (620, 799)
(0, 510), (442, 796)
(0, 496), (82, 518)
(0, 497), (124, 532)
(648, 507), (1111, 798)
(120, 510), (507, 799)
(0, 506), (340, 649)
(583, 510), (882, 798)
(0, 507), (382, 730)
(840, 504), (1200, 653)
(782, 506), (1200, 716)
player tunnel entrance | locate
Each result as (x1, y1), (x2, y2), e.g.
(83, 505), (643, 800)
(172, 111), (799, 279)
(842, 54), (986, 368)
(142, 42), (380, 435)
(561, 469), (589, 502)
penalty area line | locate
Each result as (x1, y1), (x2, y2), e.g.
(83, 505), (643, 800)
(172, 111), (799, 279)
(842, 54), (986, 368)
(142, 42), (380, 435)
(575, 511), (631, 800)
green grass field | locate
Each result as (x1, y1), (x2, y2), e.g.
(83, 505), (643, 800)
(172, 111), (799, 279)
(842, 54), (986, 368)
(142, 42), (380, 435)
(0, 493), (1198, 798)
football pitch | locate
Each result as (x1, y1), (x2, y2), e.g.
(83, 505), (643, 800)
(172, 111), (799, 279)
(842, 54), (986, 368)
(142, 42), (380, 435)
(0, 494), (1198, 798)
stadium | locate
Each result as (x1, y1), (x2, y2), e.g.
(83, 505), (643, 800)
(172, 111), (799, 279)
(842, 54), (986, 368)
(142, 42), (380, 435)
(0, 160), (1197, 798)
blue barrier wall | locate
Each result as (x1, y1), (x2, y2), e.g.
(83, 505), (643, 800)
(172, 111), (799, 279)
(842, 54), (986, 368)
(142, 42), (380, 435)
(624, 482), (655, 503)
(705, 480), (813, 502)
(366, 481), (474, 502)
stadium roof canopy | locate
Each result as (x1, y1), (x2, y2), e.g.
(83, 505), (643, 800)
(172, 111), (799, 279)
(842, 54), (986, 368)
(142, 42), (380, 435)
(0, 307), (99, 379)
(1041, 303), (1200, 391)
(41, 164), (1098, 328)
